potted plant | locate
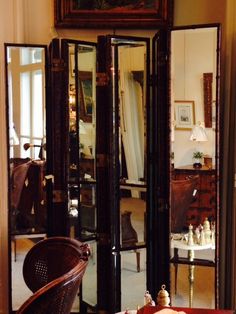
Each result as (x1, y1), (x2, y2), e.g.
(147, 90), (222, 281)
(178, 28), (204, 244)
(192, 151), (204, 168)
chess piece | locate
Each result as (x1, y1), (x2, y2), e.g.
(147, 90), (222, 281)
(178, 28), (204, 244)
(195, 226), (200, 244)
(203, 217), (211, 243)
(156, 285), (170, 307)
(211, 221), (215, 245)
(187, 224), (194, 246)
(199, 227), (206, 245)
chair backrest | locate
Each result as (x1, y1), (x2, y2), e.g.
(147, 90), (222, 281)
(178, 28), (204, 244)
(11, 158), (47, 232)
(171, 175), (199, 233)
(22, 237), (90, 293)
(11, 160), (31, 210)
(16, 259), (88, 314)
(121, 210), (138, 247)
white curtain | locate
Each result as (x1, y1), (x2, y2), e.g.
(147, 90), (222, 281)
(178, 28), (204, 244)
(119, 71), (144, 183)
(119, 48), (145, 188)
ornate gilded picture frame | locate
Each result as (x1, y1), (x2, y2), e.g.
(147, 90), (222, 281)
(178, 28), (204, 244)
(54, 0), (173, 28)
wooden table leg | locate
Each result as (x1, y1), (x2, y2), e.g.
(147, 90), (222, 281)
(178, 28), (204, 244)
(174, 248), (179, 294)
(188, 250), (195, 307)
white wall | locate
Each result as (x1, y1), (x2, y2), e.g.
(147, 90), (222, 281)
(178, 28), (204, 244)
(171, 28), (217, 167)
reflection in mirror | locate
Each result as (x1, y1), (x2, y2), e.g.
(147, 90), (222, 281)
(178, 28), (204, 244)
(67, 42), (97, 309)
(112, 37), (147, 309)
(6, 44), (47, 311)
(170, 27), (219, 308)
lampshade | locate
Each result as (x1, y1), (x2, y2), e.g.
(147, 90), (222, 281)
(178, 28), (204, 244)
(189, 124), (208, 142)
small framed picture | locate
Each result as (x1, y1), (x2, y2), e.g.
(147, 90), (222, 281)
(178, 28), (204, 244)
(174, 100), (195, 130)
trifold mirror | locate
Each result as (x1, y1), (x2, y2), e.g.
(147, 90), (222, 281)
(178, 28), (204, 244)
(5, 24), (220, 314)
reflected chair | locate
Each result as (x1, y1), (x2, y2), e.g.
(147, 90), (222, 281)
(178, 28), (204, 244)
(11, 158), (47, 261)
(171, 175), (199, 233)
(121, 210), (140, 272)
(17, 237), (90, 314)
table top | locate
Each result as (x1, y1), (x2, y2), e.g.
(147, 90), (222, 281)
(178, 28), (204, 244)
(171, 239), (215, 251)
(174, 164), (215, 172)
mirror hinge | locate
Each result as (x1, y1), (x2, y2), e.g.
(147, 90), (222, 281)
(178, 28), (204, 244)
(51, 58), (66, 72)
(158, 198), (168, 212)
(96, 154), (108, 167)
(53, 190), (66, 203)
(150, 74), (156, 86)
(96, 72), (109, 86)
(97, 233), (110, 245)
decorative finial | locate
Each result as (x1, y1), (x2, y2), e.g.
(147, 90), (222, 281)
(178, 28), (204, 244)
(156, 284), (170, 307)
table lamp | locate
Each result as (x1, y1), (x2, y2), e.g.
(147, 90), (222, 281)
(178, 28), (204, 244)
(189, 122), (208, 168)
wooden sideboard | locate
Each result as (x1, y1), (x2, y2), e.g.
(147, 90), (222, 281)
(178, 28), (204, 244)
(173, 165), (216, 228)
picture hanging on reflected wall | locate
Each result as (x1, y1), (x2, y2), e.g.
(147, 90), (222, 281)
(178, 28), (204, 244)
(54, 0), (173, 28)
(174, 100), (195, 131)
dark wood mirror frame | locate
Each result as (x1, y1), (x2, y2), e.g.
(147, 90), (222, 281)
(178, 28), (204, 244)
(54, 0), (173, 29)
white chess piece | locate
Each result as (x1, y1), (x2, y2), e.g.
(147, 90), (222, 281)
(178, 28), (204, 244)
(195, 226), (200, 244)
(200, 227), (206, 245)
(203, 217), (211, 243)
(187, 224), (194, 246)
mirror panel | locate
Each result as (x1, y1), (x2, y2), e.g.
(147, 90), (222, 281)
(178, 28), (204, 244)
(6, 44), (47, 311)
(170, 26), (219, 308)
(111, 37), (148, 310)
(67, 41), (97, 309)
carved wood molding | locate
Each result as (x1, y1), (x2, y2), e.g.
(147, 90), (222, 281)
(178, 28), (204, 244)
(203, 72), (213, 128)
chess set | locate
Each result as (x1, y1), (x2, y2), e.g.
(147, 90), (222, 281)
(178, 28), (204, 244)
(171, 217), (215, 247)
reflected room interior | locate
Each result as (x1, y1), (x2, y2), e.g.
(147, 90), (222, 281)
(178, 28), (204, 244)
(8, 27), (220, 312)
(6, 45), (48, 310)
(170, 27), (218, 309)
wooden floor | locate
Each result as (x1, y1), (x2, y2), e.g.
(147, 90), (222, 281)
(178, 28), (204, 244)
(11, 197), (215, 312)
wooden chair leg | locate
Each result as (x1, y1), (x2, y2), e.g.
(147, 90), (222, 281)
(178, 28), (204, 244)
(174, 262), (178, 293)
(136, 250), (140, 272)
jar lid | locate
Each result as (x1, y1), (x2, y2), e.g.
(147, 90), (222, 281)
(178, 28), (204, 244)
(157, 284), (169, 297)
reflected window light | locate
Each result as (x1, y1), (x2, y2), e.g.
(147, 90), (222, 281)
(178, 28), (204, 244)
(20, 72), (30, 137)
(20, 47), (43, 65)
(33, 70), (43, 138)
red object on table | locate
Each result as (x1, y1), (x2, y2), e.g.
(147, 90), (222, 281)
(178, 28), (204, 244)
(137, 305), (235, 314)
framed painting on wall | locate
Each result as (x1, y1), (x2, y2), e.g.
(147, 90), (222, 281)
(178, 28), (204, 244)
(54, 0), (173, 28)
(174, 100), (195, 130)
